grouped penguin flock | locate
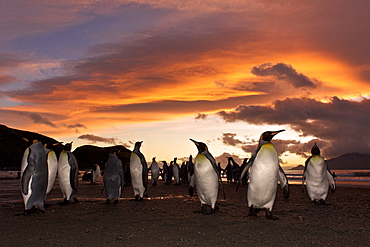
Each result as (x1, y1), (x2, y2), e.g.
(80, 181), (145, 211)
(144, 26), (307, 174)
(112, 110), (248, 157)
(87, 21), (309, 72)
(20, 129), (336, 219)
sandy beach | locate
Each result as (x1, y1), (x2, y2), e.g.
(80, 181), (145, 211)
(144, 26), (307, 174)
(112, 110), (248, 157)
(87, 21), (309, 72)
(0, 177), (369, 247)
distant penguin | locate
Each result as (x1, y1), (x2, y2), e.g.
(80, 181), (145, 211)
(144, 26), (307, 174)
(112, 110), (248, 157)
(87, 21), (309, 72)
(302, 143), (336, 204)
(165, 161), (173, 185)
(103, 152), (124, 204)
(229, 157), (240, 183)
(239, 130), (289, 220)
(180, 162), (188, 183)
(161, 161), (168, 181)
(58, 142), (79, 204)
(240, 158), (249, 185)
(172, 157), (180, 185)
(150, 157), (160, 186)
(91, 164), (100, 184)
(225, 159), (233, 183)
(21, 140), (48, 213)
(44, 143), (58, 195)
(187, 155), (194, 183)
(130, 141), (148, 201)
(189, 139), (222, 214)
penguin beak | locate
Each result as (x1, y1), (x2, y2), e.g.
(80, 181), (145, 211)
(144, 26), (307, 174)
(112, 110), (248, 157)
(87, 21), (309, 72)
(272, 129), (285, 136)
(190, 139), (199, 146)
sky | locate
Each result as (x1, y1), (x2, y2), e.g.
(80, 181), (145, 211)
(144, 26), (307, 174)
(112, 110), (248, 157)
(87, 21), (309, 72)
(1, 0), (370, 168)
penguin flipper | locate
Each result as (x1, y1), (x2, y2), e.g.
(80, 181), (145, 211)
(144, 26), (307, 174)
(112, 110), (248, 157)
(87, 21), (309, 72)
(21, 161), (36, 195)
(278, 165), (289, 199)
(236, 161), (252, 192)
(327, 170), (336, 193)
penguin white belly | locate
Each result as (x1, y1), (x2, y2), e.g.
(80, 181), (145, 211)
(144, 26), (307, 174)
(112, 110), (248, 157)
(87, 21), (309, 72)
(130, 153), (145, 197)
(306, 156), (328, 201)
(46, 151), (58, 195)
(248, 144), (279, 210)
(58, 151), (73, 200)
(194, 155), (219, 208)
(151, 165), (159, 183)
(92, 166), (100, 183)
(173, 165), (180, 183)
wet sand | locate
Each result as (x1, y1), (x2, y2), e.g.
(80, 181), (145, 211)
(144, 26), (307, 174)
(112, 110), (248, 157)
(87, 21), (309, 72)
(0, 178), (369, 246)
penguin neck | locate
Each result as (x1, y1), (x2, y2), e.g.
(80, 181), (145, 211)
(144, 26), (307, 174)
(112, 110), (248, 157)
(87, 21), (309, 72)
(133, 147), (141, 153)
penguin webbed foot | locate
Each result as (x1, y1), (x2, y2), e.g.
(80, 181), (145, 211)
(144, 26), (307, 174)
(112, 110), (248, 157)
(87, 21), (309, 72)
(58, 199), (70, 206)
(73, 198), (79, 203)
(248, 206), (260, 217)
(265, 210), (279, 220)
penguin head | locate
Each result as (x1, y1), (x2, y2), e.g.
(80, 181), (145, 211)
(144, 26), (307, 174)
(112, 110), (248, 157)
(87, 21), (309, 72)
(152, 157), (156, 161)
(134, 141), (143, 148)
(190, 139), (208, 153)
(260, 130), (285, 142)
(311, 143), (321, 155)
(64, 141), (73, 151)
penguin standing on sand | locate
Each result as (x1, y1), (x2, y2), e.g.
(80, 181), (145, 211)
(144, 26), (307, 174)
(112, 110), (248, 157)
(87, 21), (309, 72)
(130, 141), (148, 201)
(150, 157), (159, 186)
(21, 140), (48, 214)
(103, 152), (124, 204)
(172, 157), (180, 185)
(302, 143), (335, 204)
(187, 155), (194, 183)
(189, 139), (222, 214)
(58, 142), (79, 204)
(44, 143), (58, 195)
(91, 164), (101, 184)
(239, 130), (289, 220)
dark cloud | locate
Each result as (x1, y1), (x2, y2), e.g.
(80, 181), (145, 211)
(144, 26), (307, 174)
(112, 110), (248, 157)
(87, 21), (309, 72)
(78, 134), (124, 146)
(23, 112), (57, 128)
(218, 96), (370, 158)
(221, 133), (244, 146)
(251, 63), (319, 88)
(62, 123), (87, 133)
(195, 113), (207, 120)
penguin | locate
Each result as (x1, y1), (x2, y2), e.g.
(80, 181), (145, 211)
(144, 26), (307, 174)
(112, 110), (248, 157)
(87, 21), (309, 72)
(172, 157), (180, 185)
(21, 140), (48, 214)
(240, 158), (249, 185)
(189, 139), (222, 214)
(91, 164), (100, 184)
(239, 130), (289, 220)
(57, 142), (79, 205)
(44, 143), (58, 195)
(302, 143), (336, 204)
(165, 161), (173, 185)
(129, 141), (148, 201)
(228, 157), (241, 183)
(103, 152), (124, 204)
(180, 161), (188, 183)
(225, 158), (233, 183)
(187, 155), (194, 183)
(149, 157), (160, 186)
(162, 161), (169, 182)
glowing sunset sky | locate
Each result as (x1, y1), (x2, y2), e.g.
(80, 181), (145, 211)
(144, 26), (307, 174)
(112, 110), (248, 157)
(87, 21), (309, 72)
(1, 1), (369, 167)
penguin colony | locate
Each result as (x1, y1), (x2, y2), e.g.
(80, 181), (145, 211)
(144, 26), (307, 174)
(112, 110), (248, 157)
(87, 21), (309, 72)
(20, 131), (336, 219)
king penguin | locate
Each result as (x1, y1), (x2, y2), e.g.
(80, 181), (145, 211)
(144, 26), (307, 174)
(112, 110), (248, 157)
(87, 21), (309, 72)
(189, 139), (222, 214)
(150, 157), (160, 186)
(21, 140), (48, 214)
(130, 141), (148, 201)
(91, 164), (101, 184)
(172, 157), (180, 185)
(103, 152), (124, 204)
(239, 130), (289, 220)
(302, 143), (335, 204)
(57, 142), (79, 204)
(44, 143), (58, 195)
